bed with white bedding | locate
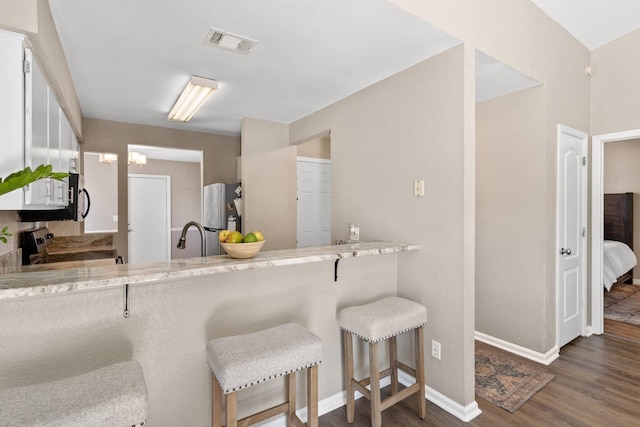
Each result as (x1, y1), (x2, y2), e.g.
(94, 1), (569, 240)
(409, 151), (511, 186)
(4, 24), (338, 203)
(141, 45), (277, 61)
(603, 193), (636, 291)
(603, 240), (637, 291)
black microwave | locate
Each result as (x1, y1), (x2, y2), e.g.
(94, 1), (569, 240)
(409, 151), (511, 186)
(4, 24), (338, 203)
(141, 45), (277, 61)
(18, 173), (91, 222)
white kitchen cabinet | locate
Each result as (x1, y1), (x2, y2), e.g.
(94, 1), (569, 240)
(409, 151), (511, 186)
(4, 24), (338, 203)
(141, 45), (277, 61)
(66, 119), (80, 174)
(0, 30), (26, 210)
(50, 91), (69, 207)
(0, 32), (76, 210)
(23, 48), (72, 208)
(24, 48), (55, 208)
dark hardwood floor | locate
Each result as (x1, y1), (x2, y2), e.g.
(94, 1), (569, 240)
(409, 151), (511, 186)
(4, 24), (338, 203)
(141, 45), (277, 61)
(319, 335), (640, 426)
(605, 318), (640, 343)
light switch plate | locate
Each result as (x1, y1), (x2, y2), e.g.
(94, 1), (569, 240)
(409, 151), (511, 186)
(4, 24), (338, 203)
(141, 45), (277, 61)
(414, 180), (425, 197)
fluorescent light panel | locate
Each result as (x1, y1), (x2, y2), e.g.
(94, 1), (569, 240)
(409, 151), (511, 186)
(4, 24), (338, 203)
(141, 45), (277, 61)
(168, 76), (218, 122)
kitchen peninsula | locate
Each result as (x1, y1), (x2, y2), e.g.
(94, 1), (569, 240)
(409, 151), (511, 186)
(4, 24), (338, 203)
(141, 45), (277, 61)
(0, 242), (418, 425)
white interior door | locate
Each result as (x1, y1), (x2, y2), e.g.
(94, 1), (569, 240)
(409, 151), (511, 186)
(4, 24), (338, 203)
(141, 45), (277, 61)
(297, 158), (331, 247)
(128, 174), (171, 263)
(557, 125), (587, 348)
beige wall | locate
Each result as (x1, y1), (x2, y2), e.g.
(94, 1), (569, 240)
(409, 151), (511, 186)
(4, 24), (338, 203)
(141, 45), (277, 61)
(591, 29), (640, 135)
(289, 45), (476, 406)
(476, 86), (547, 345)
(297, 136), (331, 160)
(83, 152), (118, 233)
(394, 0), (590, 356)
(0, 0), (37, 32)
(241, 118), (296, 250)
(603, 139), (640, 279)
(82, 118), (240, 260)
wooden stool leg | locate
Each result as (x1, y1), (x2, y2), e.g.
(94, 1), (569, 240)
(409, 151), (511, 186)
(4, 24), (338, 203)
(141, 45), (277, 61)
(213, 374), (223, 427)
(343, 330), (355, 423)
(287, 372), (296, 427)
(369, 341), (381, 427)
(415, 327), (426, 419)
(307, 365), (319, 427)
(389, 335), (398, 395)
(226, 391), (238, 427)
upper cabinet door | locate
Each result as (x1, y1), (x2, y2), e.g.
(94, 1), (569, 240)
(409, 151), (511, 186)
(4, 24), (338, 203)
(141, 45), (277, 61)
(63, 116), (80, 173)
(0, 31), (25, 210)
(50, 93), (69, 207)
(24, 48), (51, 207)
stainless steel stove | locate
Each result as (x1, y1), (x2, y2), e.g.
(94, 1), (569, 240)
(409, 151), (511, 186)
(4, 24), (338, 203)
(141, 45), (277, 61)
(20, 227), (54, 265)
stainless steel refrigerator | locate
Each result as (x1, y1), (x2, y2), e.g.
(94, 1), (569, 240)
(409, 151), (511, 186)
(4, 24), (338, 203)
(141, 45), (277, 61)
(203, 183), (242, 255)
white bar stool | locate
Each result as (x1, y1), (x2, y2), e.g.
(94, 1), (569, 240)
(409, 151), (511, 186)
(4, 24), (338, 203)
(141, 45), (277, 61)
(0, 360), (148, 426)
(338, 296), (427, 427)
(206, 322), (323, 427)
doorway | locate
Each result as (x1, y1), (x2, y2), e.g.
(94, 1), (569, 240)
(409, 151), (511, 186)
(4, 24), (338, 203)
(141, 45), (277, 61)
(295, 133), (331, 248)
(297, 157), (331, 247)
(591, 129), (640, 335)
(128, 174), (171, 263)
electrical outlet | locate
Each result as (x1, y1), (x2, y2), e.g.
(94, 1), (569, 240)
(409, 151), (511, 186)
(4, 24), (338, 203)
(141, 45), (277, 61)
(113, 215), (118, 222)
(431, 340), (441, 360)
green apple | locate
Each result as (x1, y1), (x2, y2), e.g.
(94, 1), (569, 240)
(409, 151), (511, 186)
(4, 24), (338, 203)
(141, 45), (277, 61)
(252, 230), (264, 242)
(243, 233), (258, 243)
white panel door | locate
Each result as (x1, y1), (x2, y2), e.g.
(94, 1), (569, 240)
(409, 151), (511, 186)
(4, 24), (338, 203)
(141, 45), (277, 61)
(557, 125), (587, 348)
(128, 174), (171, 263)
(297, 158), (331, 248)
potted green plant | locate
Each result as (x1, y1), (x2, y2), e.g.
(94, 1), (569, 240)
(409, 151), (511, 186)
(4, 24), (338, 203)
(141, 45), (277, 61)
(0, 165), (69, 243)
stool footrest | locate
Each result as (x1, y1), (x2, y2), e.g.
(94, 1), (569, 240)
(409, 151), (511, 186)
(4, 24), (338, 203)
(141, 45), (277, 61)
(238, 402), (289, 427)
(381, 383), (421, 411)
(394, 361), (416, 377)
(352, 378), (371, 399)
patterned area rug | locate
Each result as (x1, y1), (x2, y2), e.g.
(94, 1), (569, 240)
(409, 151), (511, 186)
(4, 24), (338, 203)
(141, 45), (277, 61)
(475, 344), (555, 413)
(604, 283), (640, 325)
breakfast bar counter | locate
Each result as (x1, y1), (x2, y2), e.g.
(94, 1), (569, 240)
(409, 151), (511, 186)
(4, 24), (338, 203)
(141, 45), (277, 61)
(0, 241), (419, 426)
(0, 241), (418, 300)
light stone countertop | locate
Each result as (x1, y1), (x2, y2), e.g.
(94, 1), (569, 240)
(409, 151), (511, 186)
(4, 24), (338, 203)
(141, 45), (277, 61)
(0, 242), (419, 301)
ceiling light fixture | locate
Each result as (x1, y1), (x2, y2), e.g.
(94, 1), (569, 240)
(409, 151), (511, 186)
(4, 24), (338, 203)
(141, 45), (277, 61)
(168, 76), (218, 122)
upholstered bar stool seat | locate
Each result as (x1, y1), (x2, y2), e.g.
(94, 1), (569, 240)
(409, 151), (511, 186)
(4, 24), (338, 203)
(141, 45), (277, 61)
(339, 296), (427, 427)
(207, 322), (322, 427)
(0, 360), (147, 427)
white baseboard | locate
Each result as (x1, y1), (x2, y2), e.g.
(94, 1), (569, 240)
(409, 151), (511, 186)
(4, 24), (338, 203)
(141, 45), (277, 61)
(633, 278), (640, 285)
(475, 331), (559, 366)
(398, 371), (482, 422)
(584, 325), (594, 337)
(260, 372), (481, 426)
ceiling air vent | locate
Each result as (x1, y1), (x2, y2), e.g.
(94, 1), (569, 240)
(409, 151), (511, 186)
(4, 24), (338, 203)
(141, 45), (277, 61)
(203, 28), (258, 55)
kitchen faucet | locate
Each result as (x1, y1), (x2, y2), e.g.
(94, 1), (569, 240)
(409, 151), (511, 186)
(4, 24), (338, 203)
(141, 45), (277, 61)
(177, 221), (206, 257)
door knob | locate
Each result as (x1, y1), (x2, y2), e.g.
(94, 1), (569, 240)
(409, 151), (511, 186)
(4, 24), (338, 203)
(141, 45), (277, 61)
(560, 248), (572, 255)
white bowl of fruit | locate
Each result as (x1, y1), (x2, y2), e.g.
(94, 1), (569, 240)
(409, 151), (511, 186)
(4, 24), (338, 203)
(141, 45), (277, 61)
(219, 230), (265, 259)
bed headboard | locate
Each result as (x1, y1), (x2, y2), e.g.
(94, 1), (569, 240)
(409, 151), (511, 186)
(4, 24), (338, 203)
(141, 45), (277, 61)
(604, 192), (634, 249)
